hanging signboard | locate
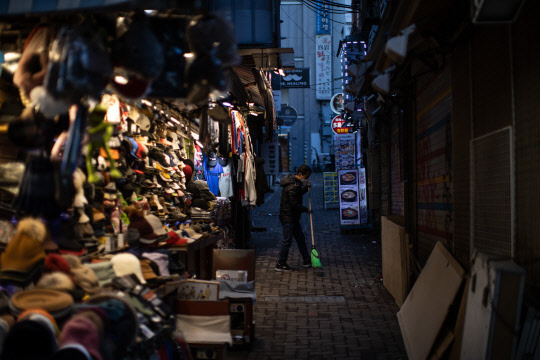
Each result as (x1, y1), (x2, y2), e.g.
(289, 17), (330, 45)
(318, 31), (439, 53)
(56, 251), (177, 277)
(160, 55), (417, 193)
(281, 69), (310, 88)
(330, 93), (344, 114)
(331, 115), (353, 135)
(278, 105), (297, 127)
(358, 168), (368, 223)
(316, 35), (332, 100)
(315, 4), (331, 35)
(334, 133), (355, 171)
(339, 169), (360, 225)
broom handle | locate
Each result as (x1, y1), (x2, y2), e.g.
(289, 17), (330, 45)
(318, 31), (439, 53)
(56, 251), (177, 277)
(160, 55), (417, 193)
(308, 187), (315, 247)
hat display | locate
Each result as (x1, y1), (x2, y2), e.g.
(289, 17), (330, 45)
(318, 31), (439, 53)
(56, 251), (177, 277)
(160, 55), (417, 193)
(110, 253), (146, 284)
(142, 252), (170, 277)
(181, 227), (203, 240)
(128, 213), (167, 244)
(36, 272), (75, 292)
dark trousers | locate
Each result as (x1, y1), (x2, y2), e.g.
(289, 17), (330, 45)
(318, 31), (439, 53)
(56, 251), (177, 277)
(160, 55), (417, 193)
(278, 222), (310, 265)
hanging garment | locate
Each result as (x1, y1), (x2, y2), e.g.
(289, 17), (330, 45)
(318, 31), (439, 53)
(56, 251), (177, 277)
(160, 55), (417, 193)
(219, 164), (234, 198)
(243, 151), (257, 206)
(203, 155), (223, 196)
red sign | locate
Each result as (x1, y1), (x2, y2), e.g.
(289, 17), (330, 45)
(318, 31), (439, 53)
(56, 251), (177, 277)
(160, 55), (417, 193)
(331, 115), (353, 135)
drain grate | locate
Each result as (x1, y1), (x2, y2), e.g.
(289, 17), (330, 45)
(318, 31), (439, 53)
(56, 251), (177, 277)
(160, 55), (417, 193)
(263, 296), (346, 303)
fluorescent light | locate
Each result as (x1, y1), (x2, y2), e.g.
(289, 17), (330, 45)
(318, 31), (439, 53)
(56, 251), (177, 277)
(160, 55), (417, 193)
(222, 102), (233, 107)
(114, 76), (128, 85)
(191, 132), (199, 140)
(184, 53), (194, 58)
(4, 52), (20, 62)
(141, 99), (152, 106)
(170, 116), (180, 124)
(250, 112), (258, 116)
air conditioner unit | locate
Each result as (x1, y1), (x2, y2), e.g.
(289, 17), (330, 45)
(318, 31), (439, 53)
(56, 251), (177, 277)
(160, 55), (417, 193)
(472, 0), (525, 23)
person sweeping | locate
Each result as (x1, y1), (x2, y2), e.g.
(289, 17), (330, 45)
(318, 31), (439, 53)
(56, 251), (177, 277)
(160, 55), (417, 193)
(275, 165), (314, 271)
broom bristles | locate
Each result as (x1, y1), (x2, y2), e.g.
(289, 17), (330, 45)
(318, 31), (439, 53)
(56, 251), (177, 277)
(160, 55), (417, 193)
(311, 248), (322, 268)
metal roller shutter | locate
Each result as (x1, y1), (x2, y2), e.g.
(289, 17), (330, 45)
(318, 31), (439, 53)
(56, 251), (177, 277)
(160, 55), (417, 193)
(390, 106), (404, 216)
(415, 64), (453, 264)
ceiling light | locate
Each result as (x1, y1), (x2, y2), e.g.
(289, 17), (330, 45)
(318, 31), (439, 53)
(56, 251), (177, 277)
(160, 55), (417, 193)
(114, 76), (129, 85)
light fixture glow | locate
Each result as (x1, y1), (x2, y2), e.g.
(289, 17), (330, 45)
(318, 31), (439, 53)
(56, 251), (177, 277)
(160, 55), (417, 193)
(184, 53), (194, 58)
(114, 76), (129, 85)
(222, 102), (233, 107)
(141, 99), (152, 106)
(170, 117), (181, 124)
(196, 140), (204, 148)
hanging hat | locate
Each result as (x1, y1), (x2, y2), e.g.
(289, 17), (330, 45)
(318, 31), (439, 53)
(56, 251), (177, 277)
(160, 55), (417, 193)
(110, 253), (146, 284)
(58, 315), (102, 360)
(0, 218), (47, 273)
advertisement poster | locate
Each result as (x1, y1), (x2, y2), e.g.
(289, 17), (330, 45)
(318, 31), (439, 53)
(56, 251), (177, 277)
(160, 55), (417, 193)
(358, 168), (368, 224)
(315, 34), (332, 100)
(334, 133), (356, 170)
(339, 169), (360, 225)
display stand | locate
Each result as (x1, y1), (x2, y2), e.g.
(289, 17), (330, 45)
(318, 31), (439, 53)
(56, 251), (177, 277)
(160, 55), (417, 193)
(169, 233), (223, 280)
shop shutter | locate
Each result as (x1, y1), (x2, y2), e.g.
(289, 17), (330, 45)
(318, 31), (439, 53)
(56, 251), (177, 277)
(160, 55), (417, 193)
(390, 107), (404, 216)
(415, 64), (453, 264)
(471, 127), (513, 257)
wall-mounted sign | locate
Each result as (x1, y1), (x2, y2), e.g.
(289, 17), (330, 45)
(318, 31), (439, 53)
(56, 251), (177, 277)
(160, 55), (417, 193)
(281, 69), (310, 88)
(315, 4), (331, 35)
(278, 105), (298, 127)
(330, 93), (344, 114)
(331, 115), (353, 135)
(316, 35), (332, 100)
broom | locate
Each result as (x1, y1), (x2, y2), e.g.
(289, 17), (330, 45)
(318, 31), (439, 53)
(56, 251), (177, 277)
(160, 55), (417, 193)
(308, 187), (322, 268)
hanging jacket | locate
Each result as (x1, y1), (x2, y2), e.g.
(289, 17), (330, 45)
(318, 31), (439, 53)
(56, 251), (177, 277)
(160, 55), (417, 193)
(279, 174), (308, 223)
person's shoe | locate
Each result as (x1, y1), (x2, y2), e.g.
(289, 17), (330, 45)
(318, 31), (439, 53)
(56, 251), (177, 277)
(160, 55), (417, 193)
(302, 261), (312, 268)
(275, 263), (293, 272)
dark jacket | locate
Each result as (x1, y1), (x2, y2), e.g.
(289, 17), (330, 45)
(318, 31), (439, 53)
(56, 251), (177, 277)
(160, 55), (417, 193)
(279, 174), (308, 223)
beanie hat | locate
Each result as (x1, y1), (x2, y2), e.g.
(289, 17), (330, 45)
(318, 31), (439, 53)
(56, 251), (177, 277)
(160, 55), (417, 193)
(44, 253), (71, 274)
(58, 316), (102, 360)
(182, 164), (193, 182)
(2, 317), (57, 360)
(86, 262), (115, 287)
(111, 253), (146, 284)
(61, 255), (100, 293)
(50, 344), (93, 360)
(36, 272), (75, 291)
(0, 218), (47, 272)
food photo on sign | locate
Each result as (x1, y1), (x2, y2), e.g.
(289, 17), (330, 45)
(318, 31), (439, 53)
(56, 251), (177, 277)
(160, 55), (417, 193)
(341, 206), (359, 220)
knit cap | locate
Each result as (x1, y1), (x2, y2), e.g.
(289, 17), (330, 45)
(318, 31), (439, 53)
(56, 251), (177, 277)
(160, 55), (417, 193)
(0, 218), (47, 272)
(86, 262), (115, 287)
(58, 316), (102, 360)
(62, 255), (100, 293)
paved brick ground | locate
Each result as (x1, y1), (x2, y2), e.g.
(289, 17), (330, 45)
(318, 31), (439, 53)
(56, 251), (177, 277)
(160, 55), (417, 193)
(229, 173), (407, 360)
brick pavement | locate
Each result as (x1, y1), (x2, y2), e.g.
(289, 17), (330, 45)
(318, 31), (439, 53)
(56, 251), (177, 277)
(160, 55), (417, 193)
(229, 173), (406, 360)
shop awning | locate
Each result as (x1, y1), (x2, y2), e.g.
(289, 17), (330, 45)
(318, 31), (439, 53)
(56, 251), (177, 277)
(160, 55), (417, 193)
(238, 48), (295, 70)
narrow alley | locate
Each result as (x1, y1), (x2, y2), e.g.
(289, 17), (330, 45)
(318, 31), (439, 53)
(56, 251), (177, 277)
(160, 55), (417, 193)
(232, 173), (406, 359)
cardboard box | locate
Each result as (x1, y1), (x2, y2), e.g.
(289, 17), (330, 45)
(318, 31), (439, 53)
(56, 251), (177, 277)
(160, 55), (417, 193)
(460, 252), (525, 360)
(381, 216), (409, 307)
(397, 241), (465, 360)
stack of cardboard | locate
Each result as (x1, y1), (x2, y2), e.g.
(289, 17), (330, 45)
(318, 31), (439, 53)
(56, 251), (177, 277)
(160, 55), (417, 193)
(381, 216), (410, 307)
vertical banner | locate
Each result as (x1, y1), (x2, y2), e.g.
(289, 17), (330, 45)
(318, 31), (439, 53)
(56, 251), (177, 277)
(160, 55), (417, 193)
(339, 169), (360, 225)
(316, 35), (332, 100)
(358, 168), (368, 224)
(315, 4), (331, 35)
